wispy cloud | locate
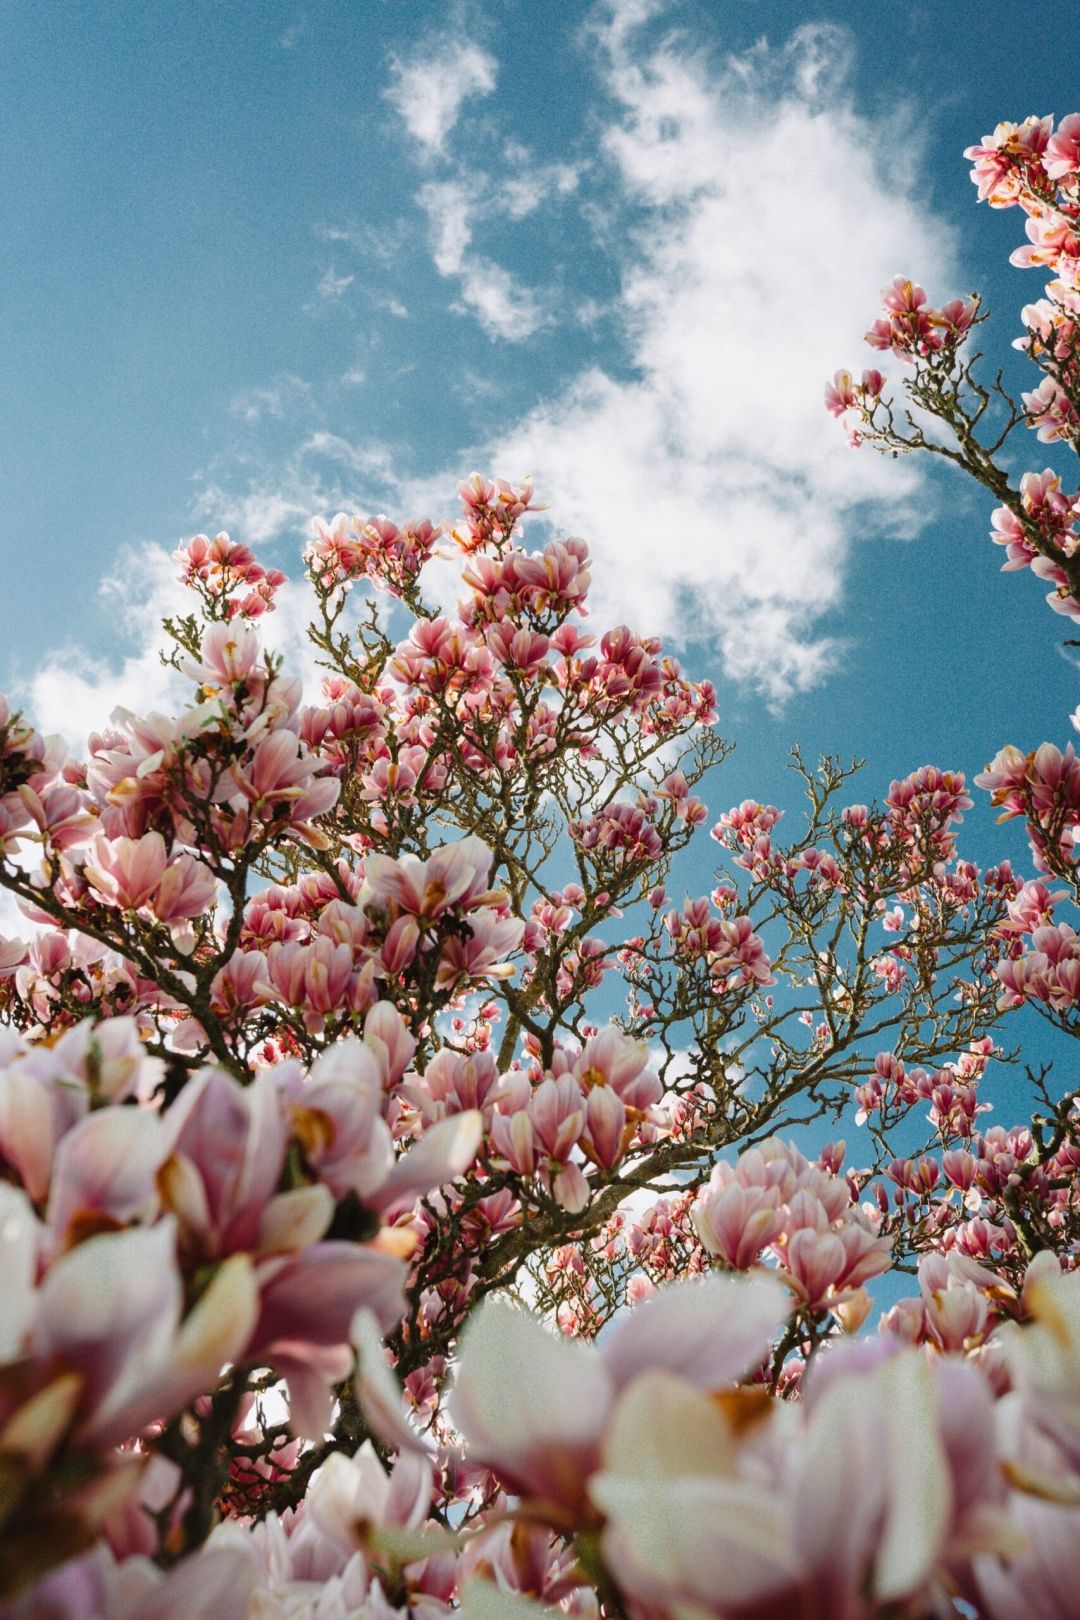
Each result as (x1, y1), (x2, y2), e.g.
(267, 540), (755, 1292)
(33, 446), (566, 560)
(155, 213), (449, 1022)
(277, 13), (309, 50)
(191, 430), (406, 558)
(315, 218), (411, 266)
(25, 548), (188, 749)
(382, 29), (574, 341)
(228, 374), (313, 425)
(315, 268), (355, 302)
(418, 178), (547, 341)
(192, 486), (314, 547)
(384, 37), (497, 160)
(296, 432), (400, 484)
(397, 7), (956, 703)
(319, 126), (577, 345)
(496, 147), (583, 220)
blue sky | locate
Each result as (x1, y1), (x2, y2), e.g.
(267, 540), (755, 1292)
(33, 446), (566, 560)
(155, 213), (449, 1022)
(1, 0), (1077, 876)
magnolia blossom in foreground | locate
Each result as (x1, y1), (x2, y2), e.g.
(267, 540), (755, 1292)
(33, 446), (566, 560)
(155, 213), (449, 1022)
(445, 1268), (1080, 1620)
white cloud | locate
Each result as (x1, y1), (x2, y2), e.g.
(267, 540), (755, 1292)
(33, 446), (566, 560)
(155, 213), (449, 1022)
(588, 0), (667, 54)
(278, 13), (309, 50)
(193, 486), (313, 548)
(0, 885), (26, 941)
(20, 542), (338, 758)
(228, 374), (313, 425)
(385, 38), (497, 160)
(418, 179), (546, 342)
(322, 137), (575, 344)
(496, 157), (582, 221)
(452, 262), (544, 343)
(774, 21), (854, 102)
(315, 268), (355, 301)
(401, 9), (956, 702)
(410, 144), (581, 342)
(315, 218), (411, 266)
(30, 643), (182, 757)
(296, 432), (400, 485)
(25, 549), (188, 751)
(421, 180), (472, 272)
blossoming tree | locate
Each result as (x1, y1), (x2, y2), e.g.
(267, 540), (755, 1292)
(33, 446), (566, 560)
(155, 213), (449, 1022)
(0, 114), (1078, 1620)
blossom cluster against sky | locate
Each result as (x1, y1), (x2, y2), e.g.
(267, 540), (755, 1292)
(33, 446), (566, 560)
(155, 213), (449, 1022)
(1, 0), (1076, 826)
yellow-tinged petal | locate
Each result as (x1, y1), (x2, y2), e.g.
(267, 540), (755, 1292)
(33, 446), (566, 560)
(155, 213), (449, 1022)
(599, 1370), (738, 1483)
(0, 1372), (83, 1469)
(174, 1253), (259, 1381)
(875, 1352), (951, 1601)
(457, 1582), (563, 1620)
(256, 1185), (334, 1255)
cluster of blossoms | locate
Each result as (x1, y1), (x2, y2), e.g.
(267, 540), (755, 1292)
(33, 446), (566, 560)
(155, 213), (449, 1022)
(883, 764), (973, 870)
(885, 1111), (1080, 1279)
(662, 898), (774, 993)
(853, 1040), (995, 1137)
(978, 742), (1080, 876)
(0, 1009), (481, 1594)
(305, 513), (444, 599)
(962, 742), (1080, 1028)
(989, 468), (1080, 619)
(692, 1138), (893, 1318)
(863, 277), (980, 363)
(202, 835), (524, 1049)
(542, 1139), (892, 1348)
(965, 115), (1080, 314)
(0, 470), (776, 1613)
(175, 533), (288, 620)
(828, 111), (1080, 621)
(85, 622), (341, 860)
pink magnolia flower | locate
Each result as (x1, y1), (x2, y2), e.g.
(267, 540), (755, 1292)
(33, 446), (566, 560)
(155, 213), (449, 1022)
(83, 831), (170, 911)
(485, 623), (551, 674)
(247, 1240), (408, 1437)
(188, 621), (264, 688)
(46, 1107), (168, 1249)
(7, 1534), (262, 1620)
(976, 1491), (1080, 1619)
(150, 851), (217, 929)
(1045, 112), (1080, 180)
(0, 1019), (162, 1204)
(283, 1036), (483, 1216)
(231, 728), (340, 828)
(694, 1178), (785, 1270)
(264, 936), (375, 1032)
(528, 1073), (586, 1162)
(568, 1028), (661, 1112)
(361, 835), (497, 920)
(964, 117), (1052, 206)
(1004, 1262), (1080, 1473)
(450, 1271), (788, 1515)
(434, 908), (524, 988)
(34, 1217), (258, 1449)
(824, 369), (858, 417)
(159, 1066), (289, 1260)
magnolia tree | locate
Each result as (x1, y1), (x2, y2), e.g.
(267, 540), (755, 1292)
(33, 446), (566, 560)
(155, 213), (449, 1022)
(0, 118), (1078, 1620)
